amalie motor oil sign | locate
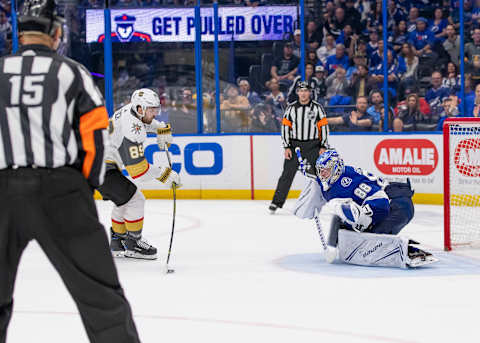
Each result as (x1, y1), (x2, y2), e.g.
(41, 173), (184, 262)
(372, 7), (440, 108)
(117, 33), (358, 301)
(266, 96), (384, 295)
(373, 139), (438, 175)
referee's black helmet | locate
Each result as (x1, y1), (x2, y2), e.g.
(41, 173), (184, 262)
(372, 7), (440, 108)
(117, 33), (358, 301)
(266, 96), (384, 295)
(18, 0), (64, 36)
(296, 81), (311, 91)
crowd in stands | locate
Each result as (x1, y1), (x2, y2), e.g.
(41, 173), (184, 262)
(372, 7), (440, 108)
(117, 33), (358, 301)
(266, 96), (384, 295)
(242, 0), (480, 133)
(3, 0), (478, 133)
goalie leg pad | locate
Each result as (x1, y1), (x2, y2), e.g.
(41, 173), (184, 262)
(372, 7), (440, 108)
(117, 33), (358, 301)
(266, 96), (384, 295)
(293, 178), (326, 220)
(338, 230), (409, 268)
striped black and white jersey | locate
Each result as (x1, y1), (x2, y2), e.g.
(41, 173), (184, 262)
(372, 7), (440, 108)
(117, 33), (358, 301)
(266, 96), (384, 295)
(0, 44), (109, 188)
(281, 99), (329, 148)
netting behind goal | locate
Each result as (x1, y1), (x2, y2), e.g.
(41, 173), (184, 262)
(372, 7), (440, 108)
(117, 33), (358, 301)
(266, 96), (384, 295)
(443, 118), (480, 250)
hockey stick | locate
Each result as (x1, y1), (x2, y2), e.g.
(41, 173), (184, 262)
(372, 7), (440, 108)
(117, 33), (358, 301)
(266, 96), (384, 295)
(164, 145), (176, 274)
(295, 148), (336, 262)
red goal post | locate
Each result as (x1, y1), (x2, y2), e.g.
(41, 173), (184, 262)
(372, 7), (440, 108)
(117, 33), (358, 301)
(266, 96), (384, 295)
(443, 117), (480, 251)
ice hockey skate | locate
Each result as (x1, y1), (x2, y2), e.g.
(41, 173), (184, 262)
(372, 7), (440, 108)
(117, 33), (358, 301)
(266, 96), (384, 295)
(110, 228), (126, 258)
(268, 203), (278, 214)
(406, 245), (439, 268)
(123, 232), (158, 260)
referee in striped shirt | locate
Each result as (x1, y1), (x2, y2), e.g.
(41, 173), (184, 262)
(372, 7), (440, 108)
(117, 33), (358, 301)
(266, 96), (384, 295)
(269, 81), (329, 214)
(0, 1), (140, 342)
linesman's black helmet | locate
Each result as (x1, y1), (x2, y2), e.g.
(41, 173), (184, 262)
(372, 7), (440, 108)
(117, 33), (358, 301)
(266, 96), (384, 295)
(18, 0), (65, 36)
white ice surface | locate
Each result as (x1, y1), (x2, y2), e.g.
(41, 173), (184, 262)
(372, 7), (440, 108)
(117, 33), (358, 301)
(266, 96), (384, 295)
(8, 200), (480, 343)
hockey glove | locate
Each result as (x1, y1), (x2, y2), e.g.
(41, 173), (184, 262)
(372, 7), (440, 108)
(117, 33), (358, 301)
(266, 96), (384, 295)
(157, 167), (182, 189)
(157, 124), (173, 150)
(336, 201), (373, 232)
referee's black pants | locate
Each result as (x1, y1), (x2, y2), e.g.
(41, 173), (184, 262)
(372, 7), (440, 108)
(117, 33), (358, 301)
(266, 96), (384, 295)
(272, 140), (321, 208)
(0, 167), (140, 343)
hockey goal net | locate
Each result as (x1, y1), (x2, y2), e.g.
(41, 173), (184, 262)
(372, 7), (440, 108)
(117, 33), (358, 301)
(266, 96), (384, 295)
(443, 118), (480, 251)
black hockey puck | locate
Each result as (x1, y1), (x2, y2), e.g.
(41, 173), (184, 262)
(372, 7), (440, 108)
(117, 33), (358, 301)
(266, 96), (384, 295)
(167, 269), (175, 274)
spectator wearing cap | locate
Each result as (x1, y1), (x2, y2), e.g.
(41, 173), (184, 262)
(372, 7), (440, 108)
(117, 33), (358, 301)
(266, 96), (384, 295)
(325, 44), (349, 75)
(406, 7), (419, 33)
(314, 65), (328, 101)
(270, 42), (299, 87)
(429, 8), (448, 42)
(292, 29), (302, 58)
(305, 20), (323, 51)
(425, 71), (451, 115)
(347, 64), (373, 101)
(443, 24), (460, 67)
(263, 78), (287, 118)
(238, 79), (261, 106)
(408, 17), (435, 56)
(316, 34), (336, 65)
(328, 96), (374, 131)
(436, 95), (460, 130)
(287, 62), (322, 103)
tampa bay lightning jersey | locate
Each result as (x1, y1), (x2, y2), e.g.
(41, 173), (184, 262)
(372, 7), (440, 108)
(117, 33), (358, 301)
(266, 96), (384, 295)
(319, 166), (390, 226)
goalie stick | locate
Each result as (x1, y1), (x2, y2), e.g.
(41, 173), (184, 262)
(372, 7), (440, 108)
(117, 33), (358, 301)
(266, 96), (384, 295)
(164, 146), (177, 274)
(295, 148), (336, 263)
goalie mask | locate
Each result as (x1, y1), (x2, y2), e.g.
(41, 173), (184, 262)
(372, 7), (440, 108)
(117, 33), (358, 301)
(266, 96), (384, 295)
(316, 149), (345, 185)
(131, 88), (161, 118)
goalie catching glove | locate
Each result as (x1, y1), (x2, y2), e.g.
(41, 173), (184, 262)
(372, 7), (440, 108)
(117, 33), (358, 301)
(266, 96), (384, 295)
(336, 200), (373, 232)
(157, 123), (172, 149)
(157, 167), (181, 188)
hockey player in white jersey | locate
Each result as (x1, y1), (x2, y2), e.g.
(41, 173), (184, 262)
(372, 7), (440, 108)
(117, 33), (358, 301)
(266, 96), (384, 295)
(98, 88), (181, 260)
(294, 149), (438, 268)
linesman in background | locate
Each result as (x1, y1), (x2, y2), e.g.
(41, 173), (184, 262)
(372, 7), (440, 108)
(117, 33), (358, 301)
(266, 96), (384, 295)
(269, 81), (330, 214)
(0, 1), (140, 342)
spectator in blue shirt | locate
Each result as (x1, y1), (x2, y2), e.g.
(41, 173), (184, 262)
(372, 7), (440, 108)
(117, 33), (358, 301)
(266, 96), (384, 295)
(367, 90), (384, 125)
(426, 71), (452, 116)
(428, 8), (448, 43)
(328, 96), (375, 131)
(408, 17), (435, 55)
(407, 7), (419, 33)
(370, 50), (401, 96)
(366, 30), (380, 59)
(387, 0), (407, 24)
(326, 44), (349, 75)
(390, 20), (409, 53)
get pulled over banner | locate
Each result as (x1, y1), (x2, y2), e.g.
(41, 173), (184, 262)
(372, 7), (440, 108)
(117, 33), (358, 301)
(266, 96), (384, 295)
(86, 6), (298, 43)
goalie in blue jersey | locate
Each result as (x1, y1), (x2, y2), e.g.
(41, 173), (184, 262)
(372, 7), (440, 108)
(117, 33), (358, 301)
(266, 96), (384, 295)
(294, 149), (438, 268)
